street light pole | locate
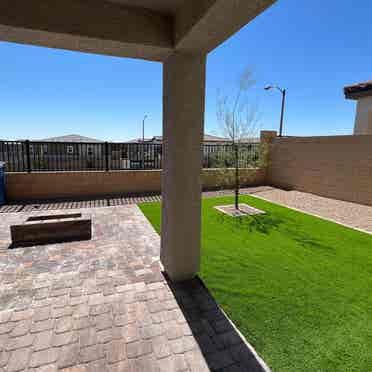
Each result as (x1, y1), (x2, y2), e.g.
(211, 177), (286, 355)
(142, 115), (147, 169)
(265, 85), (286, 137)
(279, 89), (286, 137)
(142, 115), (147, 144)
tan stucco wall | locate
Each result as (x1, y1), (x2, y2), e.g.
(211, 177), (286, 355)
(267, 135), (372, 206)
(354, 96), (372, 134)
(5, 168), (265, 202)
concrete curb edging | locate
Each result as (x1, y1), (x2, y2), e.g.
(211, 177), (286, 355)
(219, 306), (272, 372)
(195, 277), (272, 372)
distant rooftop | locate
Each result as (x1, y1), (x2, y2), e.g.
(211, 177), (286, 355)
(128, 134), (231, 143)
(344, 80), (372, 100)
(204, 134), (229, 142)
(40, 134), (103, 143)
(38, 133), (260, 144)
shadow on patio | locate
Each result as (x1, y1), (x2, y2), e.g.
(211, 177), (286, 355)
(166, 275), (268, 372)
(0, 187), (275, 214)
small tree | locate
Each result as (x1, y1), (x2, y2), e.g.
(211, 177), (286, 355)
(216, 69), (261, 210)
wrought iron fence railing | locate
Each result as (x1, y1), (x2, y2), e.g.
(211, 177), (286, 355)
(0, 140), (260, 173)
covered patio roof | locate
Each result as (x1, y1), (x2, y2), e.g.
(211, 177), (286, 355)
(0, 0), (275, 61)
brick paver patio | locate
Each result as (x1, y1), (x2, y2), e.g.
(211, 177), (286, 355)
(0, 205), (266, 372)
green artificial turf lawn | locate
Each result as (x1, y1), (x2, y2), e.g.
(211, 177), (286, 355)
(139, 195), (372, 372)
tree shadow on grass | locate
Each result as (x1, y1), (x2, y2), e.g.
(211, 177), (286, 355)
(244, 214), (284, 234)
(215, 208), (335, 253)
(216, 211), (284, 236)
(288, 230), (336, 253)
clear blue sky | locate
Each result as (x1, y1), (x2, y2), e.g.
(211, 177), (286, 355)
(1, 0), (372, 141)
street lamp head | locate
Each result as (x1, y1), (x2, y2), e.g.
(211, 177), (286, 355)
(264, 84), (286, 137)
(264, 85), (285, 94)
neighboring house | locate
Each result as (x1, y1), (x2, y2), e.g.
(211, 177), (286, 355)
(127, 134), (260, 169)
(39, 134), (161, 169)
(204, 134), (230, 145)
(0, 140), (27, 172)
(128, 133), (259, 145)
(38, 134), (104, 156)
(0, 133), (260, 172)
(203, 134), (259, 145)
(126, 135), (233, 168)
(127, 134), (230, 144)
(26, 134), (105, 170)
(127, 136), (163, 144)
(344, 80), (372, 135)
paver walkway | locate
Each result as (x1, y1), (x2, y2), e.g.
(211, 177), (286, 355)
(243, 187), (372, 234)
(0, 205), (266, 372)
(0, 189), (265, 214)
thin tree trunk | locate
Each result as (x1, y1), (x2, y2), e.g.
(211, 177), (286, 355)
(235, 143), (239, 210)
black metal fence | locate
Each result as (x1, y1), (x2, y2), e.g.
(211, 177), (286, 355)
(0, 140), (260, 173)
(203, 143), (261, 169)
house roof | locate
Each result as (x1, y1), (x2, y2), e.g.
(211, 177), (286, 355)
(40, 134), (103, 143)
(344, 80), (372, 100)
(203, 134), (229, 142)
(126, 137), (162, 143)
(128, 134), (230, 143)
(240, 137), (260, 143)
(38, 133), (259, 144)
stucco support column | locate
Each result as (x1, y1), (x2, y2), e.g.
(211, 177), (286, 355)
(260, 130), (277, 185)
(161, 52), (206, 282)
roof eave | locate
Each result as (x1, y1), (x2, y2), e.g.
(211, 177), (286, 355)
(344, 87), (372, 100)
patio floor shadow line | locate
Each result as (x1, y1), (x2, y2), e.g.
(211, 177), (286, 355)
(165, 274), (270, 372)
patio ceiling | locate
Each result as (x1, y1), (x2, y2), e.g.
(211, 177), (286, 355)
(0, 0), (276, 61)
(105, 0), (186, 15)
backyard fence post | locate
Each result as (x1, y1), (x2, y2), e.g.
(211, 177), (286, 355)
(25, 140), (31, 173)
(260, 130), (277, 170)
(142, 142), (145, 170)
(105, 142), (109, 172)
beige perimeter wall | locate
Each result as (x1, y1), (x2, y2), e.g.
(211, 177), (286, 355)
(6, 168), (265, 202)
(267, 135), (372, 206)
